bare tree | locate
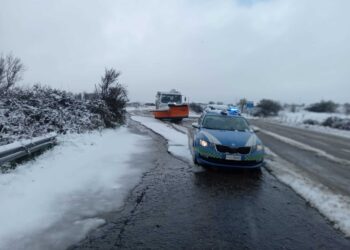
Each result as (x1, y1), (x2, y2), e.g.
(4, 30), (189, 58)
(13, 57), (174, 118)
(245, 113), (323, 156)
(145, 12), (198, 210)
(0, 53), (25, 91)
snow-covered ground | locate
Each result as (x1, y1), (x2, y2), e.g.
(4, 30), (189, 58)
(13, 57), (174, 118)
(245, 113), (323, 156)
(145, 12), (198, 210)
(276, 110), (350, 124)
(126, 106), (153, 112)
(267, 110), (350, 139)
(0, 128), (150, 250)
(131, 116), (192, 163)
(189, 111), (201, 118)
(265, 147), (350, 237)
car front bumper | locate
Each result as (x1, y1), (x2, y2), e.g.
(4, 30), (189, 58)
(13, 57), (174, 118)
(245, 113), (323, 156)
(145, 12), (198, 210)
(197, 154), (265, 169)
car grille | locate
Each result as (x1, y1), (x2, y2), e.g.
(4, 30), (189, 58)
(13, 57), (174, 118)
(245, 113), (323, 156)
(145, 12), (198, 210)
(203, 156), (260, 166)
(215, 145), (251, 154)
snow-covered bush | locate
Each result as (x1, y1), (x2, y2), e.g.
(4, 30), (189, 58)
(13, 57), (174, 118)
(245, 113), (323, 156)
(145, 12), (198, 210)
(254, 99), (282, 117)
(0, 84), (126, 144)
(96, 68), (128, 127)
(306, 100), (338, 113)
(322, 117), (350, 130)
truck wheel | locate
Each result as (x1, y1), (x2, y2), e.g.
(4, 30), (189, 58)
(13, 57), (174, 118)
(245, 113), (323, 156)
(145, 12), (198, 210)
(173, 118), (183, 123)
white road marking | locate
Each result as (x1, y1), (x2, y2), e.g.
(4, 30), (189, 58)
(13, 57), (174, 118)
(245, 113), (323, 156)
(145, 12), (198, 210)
(314, 140), (328, 146)
(342, 148), (350, 154)
(256, 127), (350, 166)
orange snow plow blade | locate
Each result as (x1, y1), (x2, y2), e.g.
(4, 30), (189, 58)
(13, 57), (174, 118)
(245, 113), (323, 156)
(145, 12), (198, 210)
(151, 104), (189, 120)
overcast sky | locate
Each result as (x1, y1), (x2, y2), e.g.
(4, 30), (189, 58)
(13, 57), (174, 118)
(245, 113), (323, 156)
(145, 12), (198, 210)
(1, 0), (349, 104)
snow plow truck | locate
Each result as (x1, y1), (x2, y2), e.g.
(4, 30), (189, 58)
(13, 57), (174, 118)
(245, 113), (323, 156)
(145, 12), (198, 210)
(151, 89), (189, 121)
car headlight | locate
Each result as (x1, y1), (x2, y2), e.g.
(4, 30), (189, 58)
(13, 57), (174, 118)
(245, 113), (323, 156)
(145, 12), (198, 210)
(256, 144), (264, 151)
(199, 139), (209, 147)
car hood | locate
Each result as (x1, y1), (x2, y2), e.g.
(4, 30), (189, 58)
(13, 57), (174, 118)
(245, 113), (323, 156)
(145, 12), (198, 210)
(198, 128), (260, 147)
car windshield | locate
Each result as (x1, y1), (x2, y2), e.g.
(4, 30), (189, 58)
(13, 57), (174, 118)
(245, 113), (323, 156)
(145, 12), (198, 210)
(161, 94), (181, 104)
(202, 115), (250, 131)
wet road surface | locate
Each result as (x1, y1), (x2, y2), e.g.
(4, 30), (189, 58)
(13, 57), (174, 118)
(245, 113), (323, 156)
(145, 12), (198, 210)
(70, 117), (350, 249)
(250, 119), (350, 196)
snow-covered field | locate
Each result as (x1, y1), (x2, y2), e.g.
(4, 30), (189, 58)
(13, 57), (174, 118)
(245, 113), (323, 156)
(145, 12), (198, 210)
(265, 148), (350, 237)
(131, 116), (192, 163)
(276, 110), (350, 124)
(268, 111), (350, 139)
(0, 128), (150, 250)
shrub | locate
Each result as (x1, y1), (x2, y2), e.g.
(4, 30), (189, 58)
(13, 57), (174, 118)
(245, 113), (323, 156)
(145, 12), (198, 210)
(96, 68), (128, 127)
(0, 85), (106, 143)
(0, 67), (129, 144)
(306, 100), (338, 113)
(322, 117), (350, 130)
(254, 99), (282, 117)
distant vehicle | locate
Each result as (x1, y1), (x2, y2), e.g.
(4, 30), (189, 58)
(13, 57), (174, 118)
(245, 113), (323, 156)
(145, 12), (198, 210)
(151, 89), (189, 121)
(189, 109), (264, 169)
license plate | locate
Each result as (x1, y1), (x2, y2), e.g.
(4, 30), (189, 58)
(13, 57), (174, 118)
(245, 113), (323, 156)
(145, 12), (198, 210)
(226, 154), (241, 161)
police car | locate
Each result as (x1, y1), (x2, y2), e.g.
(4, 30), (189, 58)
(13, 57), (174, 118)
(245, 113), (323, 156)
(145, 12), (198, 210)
(189, 107), (264, 169)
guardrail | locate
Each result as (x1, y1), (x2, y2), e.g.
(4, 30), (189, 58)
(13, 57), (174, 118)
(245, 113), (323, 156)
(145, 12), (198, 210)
(0, 135), (57, 166)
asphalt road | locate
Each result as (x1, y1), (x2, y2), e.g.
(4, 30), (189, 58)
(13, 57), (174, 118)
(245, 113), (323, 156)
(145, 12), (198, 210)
(251, 119), (350, 161)
(70, 116), (350, 250)
(250, 119), (350, 196)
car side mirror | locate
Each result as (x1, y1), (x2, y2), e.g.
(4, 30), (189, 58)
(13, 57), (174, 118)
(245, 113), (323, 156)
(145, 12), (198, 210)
(192, 123), (200, 129)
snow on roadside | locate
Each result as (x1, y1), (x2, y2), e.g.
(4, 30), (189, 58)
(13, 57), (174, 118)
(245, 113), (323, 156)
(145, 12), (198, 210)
(274, 120), (350, 139)
(131, 116), (192, 163)
(189, 111), (201, 118)
(0, 128), (150, 250)
(126, 106), (153, 112)
(276, 110), (350, 124)
(270, 110), (350, 139)
(264, 147), (350, 237)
